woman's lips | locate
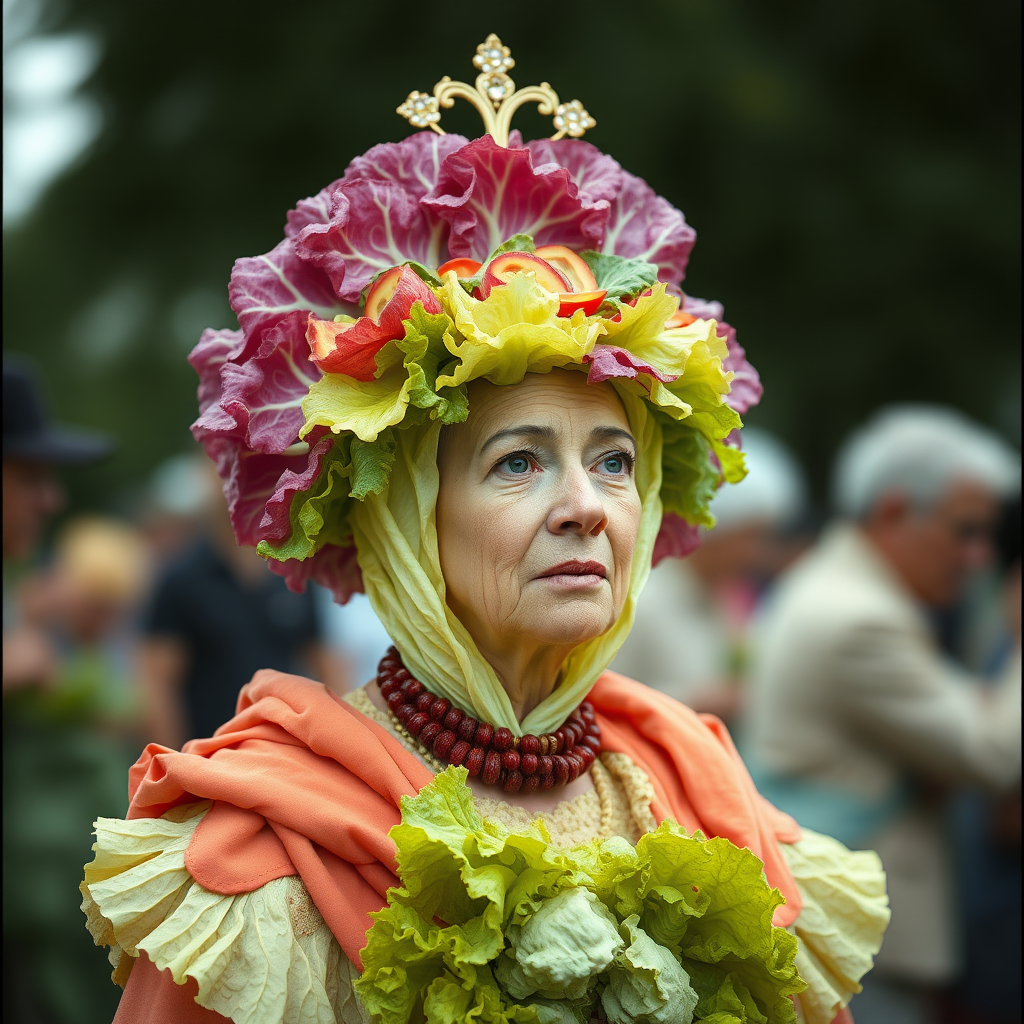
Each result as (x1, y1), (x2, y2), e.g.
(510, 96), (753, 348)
(535, 560), (608, 590)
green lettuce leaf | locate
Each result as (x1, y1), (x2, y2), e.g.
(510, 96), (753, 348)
(529, 996), (593, 1024)
(659, 426), (722, 529)
(637, 824), (805, 1023)
(404, 261), (443, 287)
(357, 902), (451, 1024)
(356, 769), (805, 1024)
(349, 430), (397, 500)
(687, 962), (769, 1023)
(436, 272), (601, 390)
(500, 888), (623, 1000)
(255, 425), (403, 564)
(601, 914), (699, 1024)
(302, 298), (463, 445)
(581, 251), (660, 300)
(397, 303), (469, 425)
(596, 287), (745, 482)
(569, 835), (645, 920)
(357, 768), (596, 1023)
(489, 233), (537, 258)
(302, 353), (415, 443)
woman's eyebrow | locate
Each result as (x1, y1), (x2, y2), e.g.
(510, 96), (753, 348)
(480, 425), (555, 456)
(591, 426), (637, 450)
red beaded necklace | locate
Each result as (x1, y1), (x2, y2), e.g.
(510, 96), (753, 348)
(376, 648), (601, 793)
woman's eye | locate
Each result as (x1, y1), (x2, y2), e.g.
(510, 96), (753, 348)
(598, 452), (632, 475)
(503, 455), (532, 475)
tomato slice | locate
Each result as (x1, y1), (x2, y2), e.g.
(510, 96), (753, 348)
(363, 267), (404, 321)
(479, 252), (570, 298)
(535, 245), (599, 292)
(557, 289), (608, 317)
(437, 258), (482, 279)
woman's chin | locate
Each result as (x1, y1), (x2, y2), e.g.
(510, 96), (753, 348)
(517, 597), (618, 647)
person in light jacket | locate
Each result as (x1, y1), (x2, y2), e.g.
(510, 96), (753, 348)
(743, 404), (1021, 1024)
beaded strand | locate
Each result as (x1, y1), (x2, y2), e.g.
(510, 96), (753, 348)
(376, 647), (602, 792)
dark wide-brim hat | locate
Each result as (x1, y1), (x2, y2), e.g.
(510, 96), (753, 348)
(3, 359), (114, 465)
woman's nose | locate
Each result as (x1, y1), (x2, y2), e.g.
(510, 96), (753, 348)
(546, 466), (608, 537)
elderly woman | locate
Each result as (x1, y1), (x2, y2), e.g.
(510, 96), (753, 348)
(82, 41), (887, 1024)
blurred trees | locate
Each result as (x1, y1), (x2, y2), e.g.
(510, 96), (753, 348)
(4, 0), (1020, 515)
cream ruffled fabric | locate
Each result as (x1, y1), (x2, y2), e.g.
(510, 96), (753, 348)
(80, 802), (368, 1024)
(782, 828), (891, 1024)
(350, 384), (663, 737)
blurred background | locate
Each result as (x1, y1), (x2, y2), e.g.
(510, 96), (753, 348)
(2, 1), (1019, 1023)
(3, 0), (1020, 511)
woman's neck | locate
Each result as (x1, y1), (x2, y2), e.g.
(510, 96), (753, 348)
(474, 636), (571, 723)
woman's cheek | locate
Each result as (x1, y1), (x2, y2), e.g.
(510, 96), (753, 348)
(474, 502), (528, 609)
(612, 496), (642, 602)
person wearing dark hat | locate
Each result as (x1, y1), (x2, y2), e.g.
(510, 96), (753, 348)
(4, 360), (120, 1023)
(3, 359), (112, 562)
(3, 358), (113, 693)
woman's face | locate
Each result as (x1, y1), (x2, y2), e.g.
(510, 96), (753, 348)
(436, 369), (642, 660)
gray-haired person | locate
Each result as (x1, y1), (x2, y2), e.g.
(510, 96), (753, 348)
(742, 404), (1021, 1024)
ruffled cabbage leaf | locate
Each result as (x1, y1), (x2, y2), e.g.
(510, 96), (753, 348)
(356, 769), (804, 1024)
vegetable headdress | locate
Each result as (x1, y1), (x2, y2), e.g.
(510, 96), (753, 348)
(190, 34), (762, 733)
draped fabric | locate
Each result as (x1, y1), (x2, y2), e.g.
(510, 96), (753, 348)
(124, 668), (802, 971)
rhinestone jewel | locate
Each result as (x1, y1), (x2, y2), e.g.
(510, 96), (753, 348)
(473, 33), (515, 76)
(553, 99), (596, 137)
(483, 73), (514, 105)
(398, 33), (594, 148)
(397, 90), (440, 128)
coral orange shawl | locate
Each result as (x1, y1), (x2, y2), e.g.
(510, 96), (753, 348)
(126, 668), (801, 974)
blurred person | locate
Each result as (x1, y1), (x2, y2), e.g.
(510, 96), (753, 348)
(3, 358), (114, 1024)
(611, 427), (810, 722)
(743, 405), (1021, 1024)
(3, 358), (112, 692)
(136, 453), (218, 566)
(4, 516), (148, 1024)
(14, 516), (151, 729)
(137, 459), (347, 749)
(947, 494), (1021, 1024)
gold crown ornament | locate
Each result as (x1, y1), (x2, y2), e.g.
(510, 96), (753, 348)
(397, 33), (596, 147)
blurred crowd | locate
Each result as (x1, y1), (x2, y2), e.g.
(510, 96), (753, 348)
(3, 357), (1020, 1024)
(2, 359), (390, 1024)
